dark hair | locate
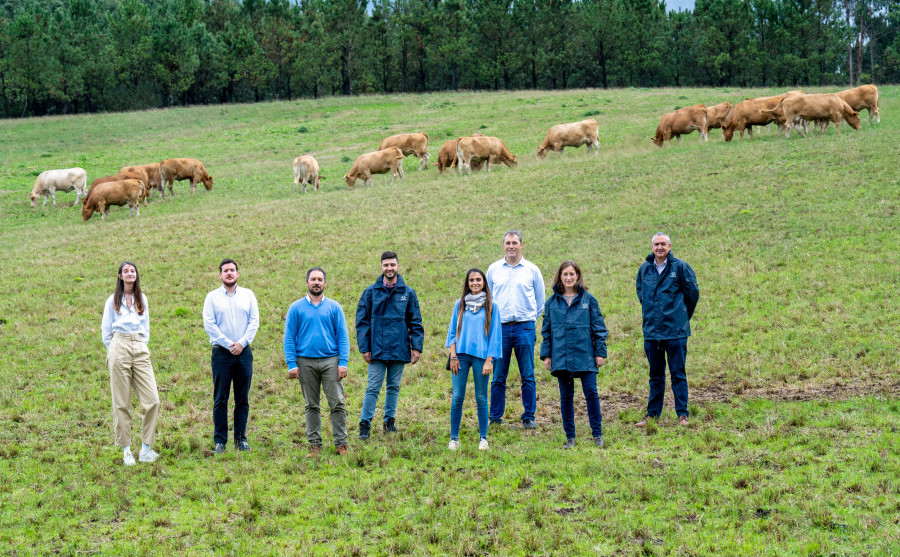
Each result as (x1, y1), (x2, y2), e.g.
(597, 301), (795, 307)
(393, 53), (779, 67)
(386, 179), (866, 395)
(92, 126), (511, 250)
(551, 260), (585, 293)
(306, 266), (326, 281)
(381, 251), (398, 262)
(456, 268), (492, 338)
(113, 261), (145, 315)
(219, 258), (238, 272)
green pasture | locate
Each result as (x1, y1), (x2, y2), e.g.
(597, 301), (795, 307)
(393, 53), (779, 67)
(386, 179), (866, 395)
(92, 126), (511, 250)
(0, 86), (897, 555)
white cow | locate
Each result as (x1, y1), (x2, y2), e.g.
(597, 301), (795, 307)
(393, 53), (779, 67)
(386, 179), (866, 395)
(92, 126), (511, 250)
(292, 155), (321, 193)
(29, 167), (88, 207)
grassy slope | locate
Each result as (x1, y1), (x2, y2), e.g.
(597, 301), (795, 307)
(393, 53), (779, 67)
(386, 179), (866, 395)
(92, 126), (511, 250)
(0, 87), (897, 555)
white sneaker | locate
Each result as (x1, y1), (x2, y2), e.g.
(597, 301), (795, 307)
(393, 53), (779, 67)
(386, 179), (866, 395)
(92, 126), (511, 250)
(478, 438), (489, 451)
(448, 440), (460, 451)
(123, 451), (136, 466)
(139, 448), (159, 463)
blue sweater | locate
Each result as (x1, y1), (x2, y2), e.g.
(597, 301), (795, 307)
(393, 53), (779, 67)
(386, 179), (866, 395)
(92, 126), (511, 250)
(445, 300), (503, 360)
(283, 295), (350, 369)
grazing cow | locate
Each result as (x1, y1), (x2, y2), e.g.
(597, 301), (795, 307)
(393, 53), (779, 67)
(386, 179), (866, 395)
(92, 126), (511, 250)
(159, 158), (213, 195)
(722, 91), (803, 141)
(379, 133), (430, 171)
(292, 155), (321, 193)
(434, 136), (485, 174)
(456, 136), (518, 175)
(81, 179), (143, 221)
(652, 105), (709, 147)
(29, 167), (88, 207)
(761, 93), (861, 138)
(834, 84), (879, 125)
(705, 102), (733, 131)
(536, 118), (600, 159)
(343, 147), (404, 189)
(92, 170), (150, 206)
(120, 163), (162, 197)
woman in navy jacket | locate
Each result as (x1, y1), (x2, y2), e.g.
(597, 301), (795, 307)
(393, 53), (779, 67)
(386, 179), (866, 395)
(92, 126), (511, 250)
(540, 260), (608, 449)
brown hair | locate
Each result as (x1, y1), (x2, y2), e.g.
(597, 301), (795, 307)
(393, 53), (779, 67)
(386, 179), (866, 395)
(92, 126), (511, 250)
(113, 261), (145, 315)
(456, 268), (492, 338)
(551, 260), (585, 293)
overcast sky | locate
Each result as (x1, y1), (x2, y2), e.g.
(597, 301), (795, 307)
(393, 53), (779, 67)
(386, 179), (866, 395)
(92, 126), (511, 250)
(664, 0), (696, 12)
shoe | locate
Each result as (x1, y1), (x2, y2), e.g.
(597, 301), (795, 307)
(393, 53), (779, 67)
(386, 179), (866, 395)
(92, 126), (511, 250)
(358, 420), (371, 440)
(123, 451), (136, 466)
(562, 438), (576, 450)
(634, 416), (651, 428)
(448, 439), (460, 451)
(306, 445), (322, 458)
(214, 443), (226, 454)
(523, 420), (536, 430)
(593, 436), (604, 448)
(489, 419), (502, 426)
(336, 445), (349, 456)
(383, 417), (397, 433)
(478, 438), (489, 451)
(236, 440), (251, 452)
(679, 415), (689, 426)
(138, 448), (160, 463)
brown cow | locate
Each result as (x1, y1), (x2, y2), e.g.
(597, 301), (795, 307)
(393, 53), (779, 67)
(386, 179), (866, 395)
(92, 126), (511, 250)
(121, 163), (162, 198)
(434, 136), (486, 174)
(456, 136), (518, 175)
(91, 170), (150, 206)
(82, 179), (143, 221)
(834, 84), (879, 125)
(292, 155), (321, 193)
(379, 133), (430, 170)
(705, 102), (733, 131)
(343, 148), (404, 189)
(652, 105), (708, 147)
(536, 118), (600, 159)
(159, 158), (213, 195)
(761, 93), (861, 138)
(722, 91), (803, 141)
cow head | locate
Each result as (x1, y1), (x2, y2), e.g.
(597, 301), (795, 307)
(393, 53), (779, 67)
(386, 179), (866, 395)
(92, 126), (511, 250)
(651, 136), (664, 147)
(507, 155), (518, 168)
(29, 192), (39, 208)
(201, 174), (213, 190)
(343, 174), (355, 189)
(846, 110), (861, 130)
(81, 202), (94, 221)
(536, 147), (548, 160)
(722, 125), (734, 142)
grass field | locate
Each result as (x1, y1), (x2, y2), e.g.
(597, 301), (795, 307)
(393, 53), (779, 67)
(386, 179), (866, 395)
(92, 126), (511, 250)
(0, 86), (898, 555)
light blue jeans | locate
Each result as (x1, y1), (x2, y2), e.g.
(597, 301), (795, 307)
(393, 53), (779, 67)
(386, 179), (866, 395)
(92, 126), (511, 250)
(360, 360), (406, 423)
(450, 354), (490, 440)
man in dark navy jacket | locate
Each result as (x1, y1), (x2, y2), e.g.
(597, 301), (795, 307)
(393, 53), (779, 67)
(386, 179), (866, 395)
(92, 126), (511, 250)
(635, 233), (700, 427)
(355, 251), (424, 439)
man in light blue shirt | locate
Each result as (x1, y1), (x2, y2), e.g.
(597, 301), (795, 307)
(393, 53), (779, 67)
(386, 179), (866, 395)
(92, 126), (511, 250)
(486, 230), (546, 429)
(203, 259), (259, 454)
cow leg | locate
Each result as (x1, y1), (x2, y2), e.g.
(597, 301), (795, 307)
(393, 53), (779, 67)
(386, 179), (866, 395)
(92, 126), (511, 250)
(592, 140), (599, 154)
(675, 135), (681, 144)
(190, 180), (196, 194)
(51, 190), (57, 206)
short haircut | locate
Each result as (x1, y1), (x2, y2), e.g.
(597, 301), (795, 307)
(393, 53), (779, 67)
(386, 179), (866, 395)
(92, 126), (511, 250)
(503, 230), (523, 244)
(381, 251), (398, 262)
(306, 266), (326, 281)
(219, 258), (238, 272)
(652, 232), (671, 245)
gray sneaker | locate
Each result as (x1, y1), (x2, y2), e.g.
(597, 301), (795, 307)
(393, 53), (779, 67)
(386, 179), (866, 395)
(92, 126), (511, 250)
(593, 436), (604, 448)
(214, 443), (225, 454)
(123, 451), (136, 466)
(523, 420), (536, 430)
(562, 438), (576, 450)
(236, 440), (251, 452)
(138, 448), (160, 463)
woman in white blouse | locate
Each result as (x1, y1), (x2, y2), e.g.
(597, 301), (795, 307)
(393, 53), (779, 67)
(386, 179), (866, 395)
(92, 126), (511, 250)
(101, 261), (160, 466)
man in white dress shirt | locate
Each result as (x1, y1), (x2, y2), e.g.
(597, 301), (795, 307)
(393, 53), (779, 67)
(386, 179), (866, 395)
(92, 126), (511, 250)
(202, 259), (260, 453)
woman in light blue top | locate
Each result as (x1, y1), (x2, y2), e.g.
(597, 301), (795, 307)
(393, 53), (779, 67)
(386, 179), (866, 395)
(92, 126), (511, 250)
(101, 261), (160, 466)
(445, 269), (502, 451)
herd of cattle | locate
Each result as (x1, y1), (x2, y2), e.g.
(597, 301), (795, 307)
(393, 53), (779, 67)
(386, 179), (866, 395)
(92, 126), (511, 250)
(28, 84), (881, 220)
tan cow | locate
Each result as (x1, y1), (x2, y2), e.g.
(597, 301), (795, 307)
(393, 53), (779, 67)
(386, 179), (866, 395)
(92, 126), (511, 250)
(29, 167), (88, 207)
(343, 148), (404, 189)
(722, 91), (803, 141)
(652, 105), (708, 147)
(834, 84), (879, 125)
(120, 163), (162, 198)
(434, 136), (485, 174)
(705, 102), (733, 131)
(91, 170), (150, 206)
(536, 118), (600, 159)
(292, 155), (321, 193)
(81, 179), (143, 221)
(159, 158), (213, 195)
(456, 136), (518, 175)
(379, 133), (430, 170)
(761, 93), (861, 138)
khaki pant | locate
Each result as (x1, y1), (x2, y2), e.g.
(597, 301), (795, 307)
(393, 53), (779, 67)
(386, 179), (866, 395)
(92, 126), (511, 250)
(296, 356), (347, 446)
(108, 332), (160, 447)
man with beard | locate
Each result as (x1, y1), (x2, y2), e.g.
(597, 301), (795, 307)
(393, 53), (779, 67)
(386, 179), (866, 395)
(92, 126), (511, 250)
(355, 251), (424, 439)
(283, 267), (351, 457)
(203, 258), (260, 453)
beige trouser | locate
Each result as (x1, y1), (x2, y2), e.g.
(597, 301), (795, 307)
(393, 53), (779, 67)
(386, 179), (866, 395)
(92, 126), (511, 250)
(107, 332), (160, 447)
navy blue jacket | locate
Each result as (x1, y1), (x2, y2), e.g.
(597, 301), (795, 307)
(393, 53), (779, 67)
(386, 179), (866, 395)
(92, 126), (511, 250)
(355, 275), (424, 363)
(539, 286), (608, 376)
(635, 252), (699, 340)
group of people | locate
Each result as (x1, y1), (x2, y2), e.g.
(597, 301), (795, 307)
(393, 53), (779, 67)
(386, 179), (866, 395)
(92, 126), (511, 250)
(100, 231), (699, 465)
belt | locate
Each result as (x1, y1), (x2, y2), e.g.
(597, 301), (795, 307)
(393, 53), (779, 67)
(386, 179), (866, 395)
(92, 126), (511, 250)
(502, 320), (531, 325)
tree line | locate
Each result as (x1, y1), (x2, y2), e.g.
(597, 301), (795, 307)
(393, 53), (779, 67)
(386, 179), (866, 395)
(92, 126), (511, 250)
(0, 0), (897, 118)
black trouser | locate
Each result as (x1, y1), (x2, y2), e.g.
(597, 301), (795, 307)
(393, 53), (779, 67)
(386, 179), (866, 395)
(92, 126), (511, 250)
(212, 346), (253, 446)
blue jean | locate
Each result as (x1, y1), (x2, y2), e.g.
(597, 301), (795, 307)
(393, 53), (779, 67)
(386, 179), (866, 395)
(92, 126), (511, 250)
(644, 338), (689, 417)
(490, 321), (537, 422)
(211, 346), (253, 445)
(360, 360), (406, 423)
(450, 354), (490, 440)
(557, 372), (602, 439)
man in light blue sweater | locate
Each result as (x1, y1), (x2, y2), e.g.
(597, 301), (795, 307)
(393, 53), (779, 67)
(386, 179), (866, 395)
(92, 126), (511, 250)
(283, 267), (350, 457)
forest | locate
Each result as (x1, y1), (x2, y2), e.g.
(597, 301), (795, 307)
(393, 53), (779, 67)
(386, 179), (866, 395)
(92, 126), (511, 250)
(0, 0), (897, 117)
